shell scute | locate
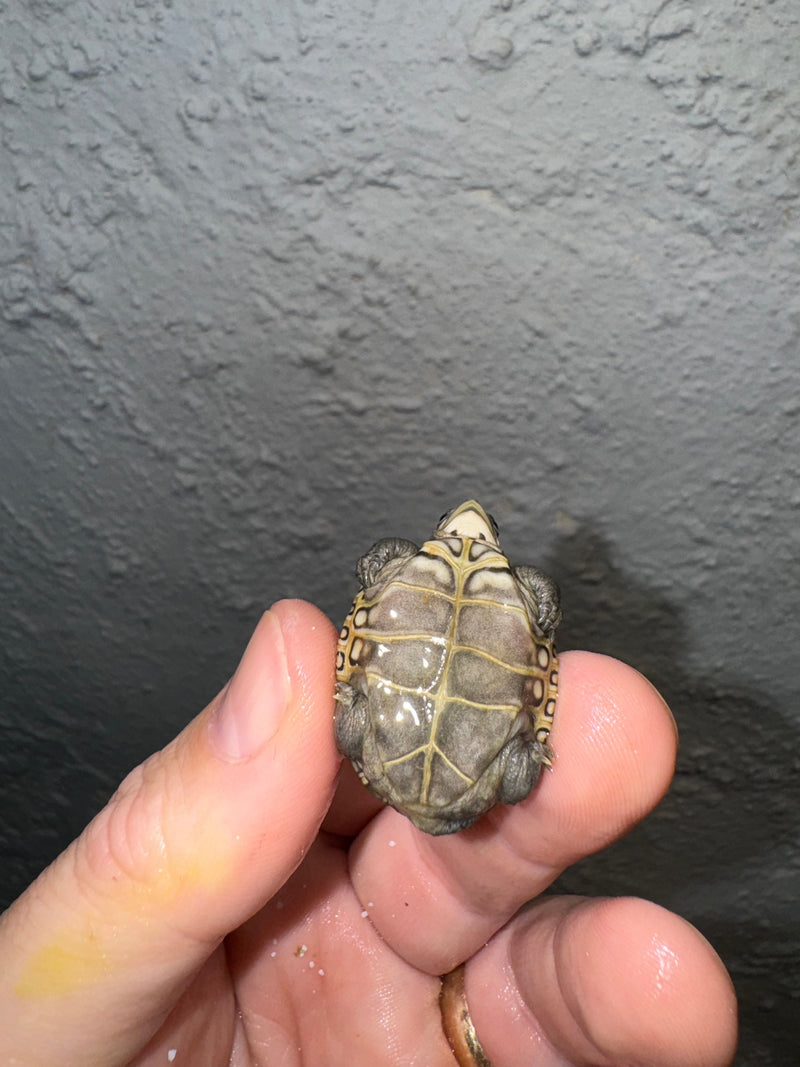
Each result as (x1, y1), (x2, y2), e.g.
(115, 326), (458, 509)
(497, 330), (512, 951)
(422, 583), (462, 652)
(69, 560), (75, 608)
(426, 755), (472, 806)
(383, 749), (428, 794)
(447, 648), (526, 707)
(371, 687), (434, 751)
(404, 550), (458, 592)
(455, 602), (534, 667)
(367, 638), (447, 691)
(435, 700), (516, 778)
(366, 582), (454, 642)
(461, 563), (519, 603)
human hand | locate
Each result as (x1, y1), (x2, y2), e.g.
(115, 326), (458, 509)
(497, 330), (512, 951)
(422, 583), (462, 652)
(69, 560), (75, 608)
(0, 600), (737, 1066)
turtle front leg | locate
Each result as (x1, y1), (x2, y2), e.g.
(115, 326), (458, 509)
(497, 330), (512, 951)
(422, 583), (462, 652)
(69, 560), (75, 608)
(356, 537), (419, 591)
(513, 564), (561, 639)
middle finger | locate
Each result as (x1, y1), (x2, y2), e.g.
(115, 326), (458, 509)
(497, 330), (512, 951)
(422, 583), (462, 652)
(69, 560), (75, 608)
(347, 651), (676, 974)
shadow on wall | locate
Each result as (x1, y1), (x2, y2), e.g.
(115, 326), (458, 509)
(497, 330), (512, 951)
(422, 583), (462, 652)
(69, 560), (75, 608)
(546, 526), (799, 1067)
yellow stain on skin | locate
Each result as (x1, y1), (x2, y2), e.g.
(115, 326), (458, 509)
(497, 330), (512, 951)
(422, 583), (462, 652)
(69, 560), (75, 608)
(111, 848), (226, 913)
(14, 729), (241, 1000)
(14, 924), (111, 998)
(14, 835), (235, 999)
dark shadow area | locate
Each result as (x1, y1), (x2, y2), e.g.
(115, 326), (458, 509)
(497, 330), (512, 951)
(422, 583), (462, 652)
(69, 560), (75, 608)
(700, 918), (800, 1067)
(543, 524), (800, 1067)
(0, 575), (277, 910)
(0, 515), (355, 911)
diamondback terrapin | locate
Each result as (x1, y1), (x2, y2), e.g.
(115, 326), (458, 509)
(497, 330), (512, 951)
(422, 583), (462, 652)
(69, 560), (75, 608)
(335, 500), (560, 835)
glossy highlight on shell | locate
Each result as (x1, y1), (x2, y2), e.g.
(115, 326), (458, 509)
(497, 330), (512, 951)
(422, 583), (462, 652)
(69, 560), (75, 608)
(334, 500), (560, 835)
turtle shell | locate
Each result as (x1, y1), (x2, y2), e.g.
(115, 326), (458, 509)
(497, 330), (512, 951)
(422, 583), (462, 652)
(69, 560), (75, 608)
(336, 507), (558, 834)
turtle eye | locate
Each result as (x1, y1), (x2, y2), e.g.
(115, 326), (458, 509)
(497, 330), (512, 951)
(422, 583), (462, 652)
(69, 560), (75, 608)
(437, 511), (449, 525)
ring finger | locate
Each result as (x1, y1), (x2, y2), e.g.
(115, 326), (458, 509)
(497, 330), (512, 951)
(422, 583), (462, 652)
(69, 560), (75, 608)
(453, 894), (738, 1067)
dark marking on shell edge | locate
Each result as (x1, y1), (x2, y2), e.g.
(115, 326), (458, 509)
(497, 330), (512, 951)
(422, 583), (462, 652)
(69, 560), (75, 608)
(468, 540), (495, 562)
(418, 546), (460, 561)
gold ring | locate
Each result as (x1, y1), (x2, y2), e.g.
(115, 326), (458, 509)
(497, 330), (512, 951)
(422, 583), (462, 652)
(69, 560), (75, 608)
(439, 963), (493, 1067)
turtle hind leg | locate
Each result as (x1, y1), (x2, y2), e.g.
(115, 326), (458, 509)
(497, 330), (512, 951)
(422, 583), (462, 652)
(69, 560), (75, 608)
(334, 681), (369, 763)
(513, 564), (561, 639)
(497, 733), (543, 806)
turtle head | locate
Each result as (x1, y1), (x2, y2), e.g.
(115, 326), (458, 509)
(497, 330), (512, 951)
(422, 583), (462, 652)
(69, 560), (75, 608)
(435, 500), (500, 547)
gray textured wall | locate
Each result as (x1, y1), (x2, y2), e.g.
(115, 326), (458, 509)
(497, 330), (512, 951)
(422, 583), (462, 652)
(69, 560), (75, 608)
(1, 1), (798, 1062)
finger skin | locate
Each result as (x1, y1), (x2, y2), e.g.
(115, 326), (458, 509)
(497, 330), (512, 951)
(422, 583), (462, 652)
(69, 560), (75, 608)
(0, 601), (340, 1067)
(468, 896), (738, 1067)
(348, 652), (678, 974)
(225, 836), (455, 1067)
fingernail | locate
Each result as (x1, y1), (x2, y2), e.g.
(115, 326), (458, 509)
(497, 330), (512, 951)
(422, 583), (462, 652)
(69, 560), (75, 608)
(208, 610), (292, 761)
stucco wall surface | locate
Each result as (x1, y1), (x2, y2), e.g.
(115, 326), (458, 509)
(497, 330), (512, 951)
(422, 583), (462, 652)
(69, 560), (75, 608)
(1, 1), (799, 1062)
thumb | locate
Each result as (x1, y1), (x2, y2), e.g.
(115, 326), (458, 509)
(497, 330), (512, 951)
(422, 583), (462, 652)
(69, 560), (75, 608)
(0, 600), (340, 1064)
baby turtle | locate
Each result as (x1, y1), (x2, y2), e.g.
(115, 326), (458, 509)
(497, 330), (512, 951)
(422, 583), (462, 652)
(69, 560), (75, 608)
(335, 500), (560, 835)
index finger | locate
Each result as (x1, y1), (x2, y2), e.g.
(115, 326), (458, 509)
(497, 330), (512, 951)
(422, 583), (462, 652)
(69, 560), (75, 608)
(0, 601), (340, 1066)
(347, 651), (677, 975)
